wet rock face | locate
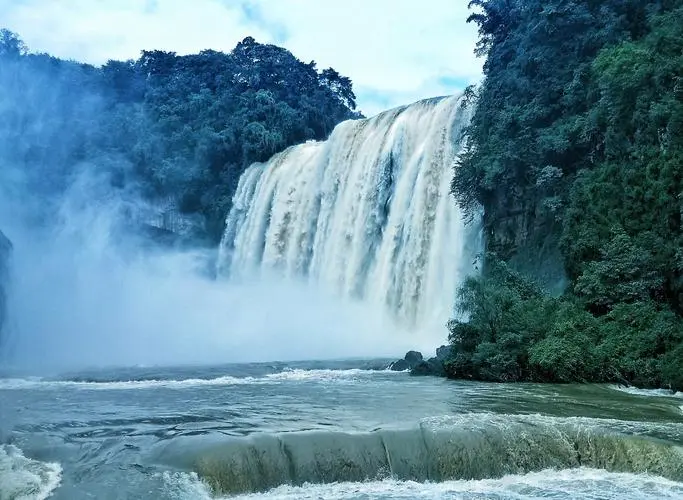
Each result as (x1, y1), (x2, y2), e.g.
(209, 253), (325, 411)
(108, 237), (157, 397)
(389, 351), (423, 371)
(389, 359), (410, 371)
(404, 351), (423, 365)
(411, 358), (447, 377)
(389, 349), (448, 377)
(0, 230), (11, 334)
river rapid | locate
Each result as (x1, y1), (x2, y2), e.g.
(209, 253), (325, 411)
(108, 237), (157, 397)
(1, 360), (683, 499)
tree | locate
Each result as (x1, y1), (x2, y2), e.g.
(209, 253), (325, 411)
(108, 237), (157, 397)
(0, 29), (26, 58)
(0, 30), (361, 243)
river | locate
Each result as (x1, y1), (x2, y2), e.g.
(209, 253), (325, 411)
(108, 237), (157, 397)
(2, 360), (683, 499)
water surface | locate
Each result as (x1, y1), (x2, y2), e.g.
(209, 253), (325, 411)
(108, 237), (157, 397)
(1, 360), (683, 499)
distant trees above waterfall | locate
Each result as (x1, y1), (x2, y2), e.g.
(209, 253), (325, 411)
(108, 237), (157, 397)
(0, 32), (360, 241)
(446, 0), (683, 389)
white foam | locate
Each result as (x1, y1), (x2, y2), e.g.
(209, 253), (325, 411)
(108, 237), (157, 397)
(219, 95), (479, 341)
(0, 445), (62, 500)
(162, 471), (213, 500)
(163, 468), (683, 500)
(418, 412), (683, 440)
(0, 375), (253, 390)
(263, 368), (401, 382)
(609, 385), (683, 398)
(0, 369), (397, 391)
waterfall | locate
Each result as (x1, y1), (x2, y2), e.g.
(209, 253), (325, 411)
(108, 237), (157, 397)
(218, 95), (478, 332)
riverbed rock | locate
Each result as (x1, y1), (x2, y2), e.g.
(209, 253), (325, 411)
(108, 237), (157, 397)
(389, 359), (410, 371)
(410, 357), (447, 377)
(389, 351), (427, 371)
(404, 351), (423, 366)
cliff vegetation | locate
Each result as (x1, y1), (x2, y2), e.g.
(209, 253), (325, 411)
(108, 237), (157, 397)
(448, 0), (683, 389)
(0, 30), (359, 242)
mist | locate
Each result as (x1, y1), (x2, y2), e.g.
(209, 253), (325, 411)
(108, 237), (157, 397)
(0, 161), (437, 372)
(0, 36), (433, 374)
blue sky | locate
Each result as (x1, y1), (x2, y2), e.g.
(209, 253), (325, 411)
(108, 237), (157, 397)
(0, 0), (483, 116)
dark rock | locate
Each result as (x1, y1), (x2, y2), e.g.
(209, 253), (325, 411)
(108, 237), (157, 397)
(404, 350), (423, 366)
(410, 357), (446, 377)
(427, 357), (447, 376)
(436, 345), (451, 361)
(389, 359), (410, 371)
(410, 361), (432, 376)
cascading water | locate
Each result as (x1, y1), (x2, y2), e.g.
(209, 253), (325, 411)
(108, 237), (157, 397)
(218, 95), (479, 333)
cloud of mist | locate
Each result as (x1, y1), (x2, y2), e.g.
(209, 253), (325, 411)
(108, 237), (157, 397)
(0, 40), (450, 375)
(0, 166), (428, 373)
(0, 150), (436, 375)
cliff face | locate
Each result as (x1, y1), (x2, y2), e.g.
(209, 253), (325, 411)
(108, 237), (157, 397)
(0, 230), (11, 334)
(483, 191), (567, 296)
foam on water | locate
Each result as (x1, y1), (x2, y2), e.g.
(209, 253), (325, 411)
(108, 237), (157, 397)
(420, 412), (683, 439)
(609, 385), (683, 398)
(0, 445), (62, 500)
(163, 468), (683, 500)
(0, 368), (398, 391)
(263, 368), (400, 382)
(0, 375), (252, 390)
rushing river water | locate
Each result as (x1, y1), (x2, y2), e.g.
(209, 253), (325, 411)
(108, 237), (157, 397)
(2, 360), (683, 499)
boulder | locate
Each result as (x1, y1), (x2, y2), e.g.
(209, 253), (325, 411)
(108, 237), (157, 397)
(410, 357), (447, 377)
(389, 350), (447, 373)
(389, 359), (410, 371)
(436, 345), (451, 361)
(404, 350), (423, 366)
(410, 361), (432, 376)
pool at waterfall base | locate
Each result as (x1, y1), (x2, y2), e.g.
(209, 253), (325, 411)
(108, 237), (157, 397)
(2, 360), (683, 499)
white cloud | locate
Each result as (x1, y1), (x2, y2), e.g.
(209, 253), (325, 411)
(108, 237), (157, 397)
(0, 0), (482, 115)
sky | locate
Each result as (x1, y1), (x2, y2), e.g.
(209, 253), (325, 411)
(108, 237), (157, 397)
(0, 0), (483, 116)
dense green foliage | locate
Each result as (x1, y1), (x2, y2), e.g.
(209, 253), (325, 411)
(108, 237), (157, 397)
(447, 1), (683, 389)
(0, 30), (359, 241)
(446, 256), (682, 388)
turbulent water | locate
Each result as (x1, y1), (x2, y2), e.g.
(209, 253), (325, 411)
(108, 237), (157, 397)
(2, 361), (683, 499)
(218, 96), (479, 334)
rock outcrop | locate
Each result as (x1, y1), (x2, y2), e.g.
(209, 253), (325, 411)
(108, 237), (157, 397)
(389, 358), (410, 371)
(411, 357), (446, 377)
(389, 348), (448, 377)
(404, 351), (423, 365)
(389, 351), (424, 371)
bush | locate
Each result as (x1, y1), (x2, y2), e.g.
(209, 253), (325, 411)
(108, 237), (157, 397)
(445, 258), (683, 387)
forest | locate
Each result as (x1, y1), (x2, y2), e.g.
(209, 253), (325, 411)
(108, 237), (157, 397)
(0, 30), (360, 242)
(447, 0), (683, 389)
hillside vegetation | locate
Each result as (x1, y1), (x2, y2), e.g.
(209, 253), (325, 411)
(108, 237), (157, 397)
(0, 31), (359, 241)
(447, 0), (683, 389)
